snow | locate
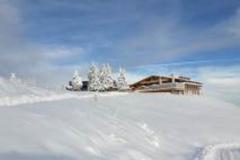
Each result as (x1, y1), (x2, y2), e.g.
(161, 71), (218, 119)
(99, 64), (115, 91)
(0, 76), (54, 97)
(0, 76), (125, 106)
(117, 68), (129, 90)
(88, 64), (101, 91)
(71, 70), (83, 90)
(194, 143), (240, 160)
(0, 76), (240, 160)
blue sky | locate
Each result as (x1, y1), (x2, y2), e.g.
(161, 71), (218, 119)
(0, 0), (240, 82)
(21, 0), (240, 65)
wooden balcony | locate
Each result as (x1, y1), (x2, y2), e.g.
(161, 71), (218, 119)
(141, 83), (184, 91)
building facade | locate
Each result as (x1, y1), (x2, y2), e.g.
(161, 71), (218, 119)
(130, 75), (202, 95)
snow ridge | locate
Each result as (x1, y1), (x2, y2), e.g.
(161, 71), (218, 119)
(0, 76), (127, 107)
(194, 143), (240, 160)
(0, 94), (85, 106)
(0, 92), (127, 107)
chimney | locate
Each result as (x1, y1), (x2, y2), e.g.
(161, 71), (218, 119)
(171, 74), (175, 83)
(159, 77), (162, 85)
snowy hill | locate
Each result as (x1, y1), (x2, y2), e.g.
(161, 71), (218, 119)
(0, 76), (67, 106)
(0, 76), (95, 106)
(0, 76), (52, 97)
(0, 87), (240, 160)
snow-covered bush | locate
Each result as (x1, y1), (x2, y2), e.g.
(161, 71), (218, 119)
(71, 70), (82, 91)
(117, 68), (129, 91)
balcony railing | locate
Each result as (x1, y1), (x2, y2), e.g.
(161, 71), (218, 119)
(144, 82), (185, 90)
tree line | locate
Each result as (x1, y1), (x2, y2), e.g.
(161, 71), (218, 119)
(66, 64), (129, 91)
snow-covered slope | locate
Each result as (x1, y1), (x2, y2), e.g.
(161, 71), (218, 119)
(0, 76), (127, 107)
(0, 76), (94, 106)
(0, 92), (240, 160)
(0, 77), (53, 97)
(0, 76), (68, 106)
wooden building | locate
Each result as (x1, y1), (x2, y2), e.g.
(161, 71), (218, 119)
(130, 75), (202, 95)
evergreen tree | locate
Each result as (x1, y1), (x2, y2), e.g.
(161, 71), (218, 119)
(98, 64), (115, 91)
(117, 68), (129, 90)
(99, 64), (107, 91)
(105, 64), (114, 89)
(71, 70), (82, 91)
(9, 73), (17, 82)
(9, 73), (21, 84)
(88, 64), (101, 91)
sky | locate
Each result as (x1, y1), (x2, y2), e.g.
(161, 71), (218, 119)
(0, 0), (239, 97)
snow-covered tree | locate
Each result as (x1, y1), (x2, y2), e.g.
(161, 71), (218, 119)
(117, 68), (129, 90)
(99, 64), (114, 91)
(71, 70), (82, 91)
(105, 64), (115, 89)
(10, 73), (16, 81)
(9, 73), (21, 84)
(99, 64), (107, 91)
(88, 64), (101, 91)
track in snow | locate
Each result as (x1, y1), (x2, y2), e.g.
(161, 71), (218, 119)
(194, 143), (240, 160)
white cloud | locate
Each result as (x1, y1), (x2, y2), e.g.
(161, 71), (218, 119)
(198, 65), (240, 92)
(41, 46), (86, 61)
(186, 65), (240, 105)
(223, 8), (240, 38)
(113, 6), (240, 65)
(0, 1), (88, 85)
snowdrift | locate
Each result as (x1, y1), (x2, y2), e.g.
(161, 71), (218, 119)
(0, 92), (240, 160)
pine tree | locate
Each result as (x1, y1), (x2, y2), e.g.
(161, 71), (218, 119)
(9, 73), (21, 84)
(105, 64), (114, 89)
(117, 68), (129, 91)
(9, 73), (17, 82)
(99, 64), (114, 91)
(88, 64), (101, 91)
(99, 64), (107, 91)
(71, 70), (82, 91)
